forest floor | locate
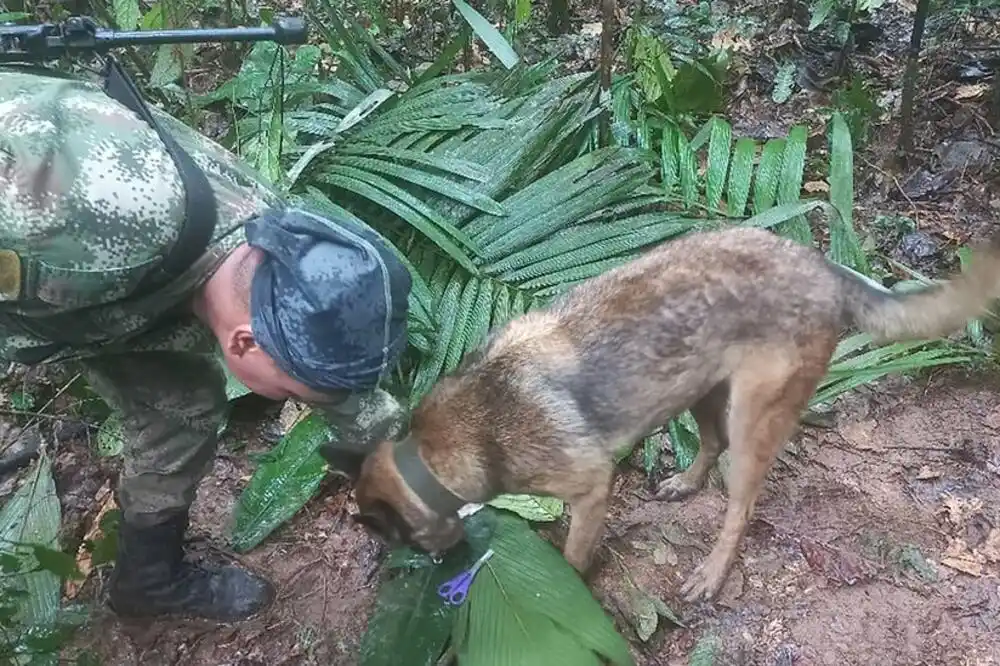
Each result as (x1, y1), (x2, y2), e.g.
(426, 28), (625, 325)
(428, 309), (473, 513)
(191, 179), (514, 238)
(3, 0), (1000, 664)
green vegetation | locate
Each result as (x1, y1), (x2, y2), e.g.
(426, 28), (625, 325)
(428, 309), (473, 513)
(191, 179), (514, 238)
(0, 0), (996, 662)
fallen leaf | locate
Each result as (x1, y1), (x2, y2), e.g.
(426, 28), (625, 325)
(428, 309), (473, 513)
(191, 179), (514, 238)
(65, 482), (117, 599)
(626, 589), (684, 642)
(580, 22), (602, 37)
(487, 494), (563, 522)
(916, 465), (941, 480)
(653, 545), (668, 566)
(954, 83), (989, 100)
(799, 538), (869, 585)
(981, 529), (1000, 563)
(940, 555), (983, 577)
(803, 180), (830, 193)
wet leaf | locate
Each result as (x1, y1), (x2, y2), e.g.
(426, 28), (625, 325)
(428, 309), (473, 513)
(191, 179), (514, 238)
(230, 412), (333, 552)
(487, 494), (563, 522)
(457, 512), (635, 666)
(360, 511), (498, 666)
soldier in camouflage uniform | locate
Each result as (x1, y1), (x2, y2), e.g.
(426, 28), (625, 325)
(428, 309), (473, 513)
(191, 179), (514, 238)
(0, 64), (412, 622)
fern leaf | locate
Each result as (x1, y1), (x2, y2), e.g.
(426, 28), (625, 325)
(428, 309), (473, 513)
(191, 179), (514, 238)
(677, 130), (698, 209)
(660, 124), (680, 197)
(705, 117), (732, 213)
(443, 277), (485, 375)
(828, 112), (868, 274)
(752, 138), (786, 215)
(317, 167), (481, 273)
(726, 137), (757, 218)
(411, 272), (466, 403)
(774, 125), (811, 244)
(326, 154), (505, 215)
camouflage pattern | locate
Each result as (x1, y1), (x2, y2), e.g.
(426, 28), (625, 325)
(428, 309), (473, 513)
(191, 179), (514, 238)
(0, 65), (408, 523)
(0, 64), (282, 364)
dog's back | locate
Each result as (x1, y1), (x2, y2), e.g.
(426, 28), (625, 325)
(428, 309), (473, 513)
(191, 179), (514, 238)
(448, 228), (842, 459)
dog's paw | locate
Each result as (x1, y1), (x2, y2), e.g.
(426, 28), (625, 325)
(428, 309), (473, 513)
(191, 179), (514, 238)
(653, 474), (701, 502)
(679, 559), (726, 603)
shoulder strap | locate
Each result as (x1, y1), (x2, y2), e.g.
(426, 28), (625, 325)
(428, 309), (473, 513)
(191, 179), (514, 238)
(100, 55), (219, 295)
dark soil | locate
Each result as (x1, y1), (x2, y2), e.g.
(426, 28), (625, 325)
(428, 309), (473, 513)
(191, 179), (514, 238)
(2, 0), (999, 664)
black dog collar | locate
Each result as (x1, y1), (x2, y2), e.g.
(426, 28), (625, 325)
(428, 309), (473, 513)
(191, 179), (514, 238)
(392, 438), (467, 516)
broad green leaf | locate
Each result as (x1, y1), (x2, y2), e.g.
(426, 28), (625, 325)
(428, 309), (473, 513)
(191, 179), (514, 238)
(452, 0), (521, 69)
(112, 0), (141, 30)
(361, 510), (498, 666)
(459, 513), (635, 666)
(230, 412), (333, 552)
(29, 546), (83, 581)
(487, 494), (564, 522)
(0, 455), (62, 663)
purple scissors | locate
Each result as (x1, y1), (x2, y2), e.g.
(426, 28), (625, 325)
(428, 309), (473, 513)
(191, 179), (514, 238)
(437, 548), (495, 606)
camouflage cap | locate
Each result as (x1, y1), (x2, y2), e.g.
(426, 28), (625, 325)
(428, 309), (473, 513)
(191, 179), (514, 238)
(244, 207), (411, 392)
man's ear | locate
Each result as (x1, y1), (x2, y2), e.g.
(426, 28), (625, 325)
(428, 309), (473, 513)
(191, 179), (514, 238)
(227, 326), (258, 359)
(319, 445), (367, 482)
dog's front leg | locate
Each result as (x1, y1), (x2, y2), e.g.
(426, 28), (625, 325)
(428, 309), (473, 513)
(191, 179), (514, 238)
(561, 470), (613, 574)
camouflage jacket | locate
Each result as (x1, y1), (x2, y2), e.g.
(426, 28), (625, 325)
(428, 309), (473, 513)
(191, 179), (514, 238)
(0, 64), (282, 364)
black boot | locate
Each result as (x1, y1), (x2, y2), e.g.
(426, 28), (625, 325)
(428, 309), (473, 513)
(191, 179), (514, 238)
(108, 510), (275, 622)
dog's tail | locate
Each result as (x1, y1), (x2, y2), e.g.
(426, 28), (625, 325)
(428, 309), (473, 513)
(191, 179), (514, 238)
(834, 234), (1000, 343)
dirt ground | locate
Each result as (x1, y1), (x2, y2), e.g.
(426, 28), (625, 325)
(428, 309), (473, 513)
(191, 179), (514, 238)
(3, 0), (1000, 664)
(61, 367), (1000, 666)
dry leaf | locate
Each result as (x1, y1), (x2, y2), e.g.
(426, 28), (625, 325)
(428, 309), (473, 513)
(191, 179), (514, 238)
(955, 83), (989, 101)
(940, 556), (983, 577)
(981, 529), (1000, 564)
(803, 181), (830, 194)
(580, 22), (602, 37)
(65, 482), (118, 599)
(916, 465), (941, 480)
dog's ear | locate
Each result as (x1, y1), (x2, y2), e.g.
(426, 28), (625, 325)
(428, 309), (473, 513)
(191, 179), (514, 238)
(319, 445), (366, 482)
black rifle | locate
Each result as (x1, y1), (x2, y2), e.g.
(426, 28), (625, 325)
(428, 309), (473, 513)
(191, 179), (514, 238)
(0, 15), (308, 62)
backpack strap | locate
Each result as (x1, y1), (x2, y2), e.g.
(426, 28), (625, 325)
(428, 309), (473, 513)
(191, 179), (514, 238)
(100, 55), (219, 295)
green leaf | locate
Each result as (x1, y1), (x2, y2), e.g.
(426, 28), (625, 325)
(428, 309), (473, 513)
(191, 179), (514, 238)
(361, 510), (498, 666)
(828, 111), (868, 274)
(705, 117), (732, 213)
(29, 546), (83, 581)
(230, 412), (333, 552)
(112, 0), (141, 30)
(667, 412), (700, 471)
(9, 390), (34, 411)
(451, 0), (521, 69)
(149, 44), (183, 89)
(459, 513), (635, 666)
(487, 494), (564, 522)
(774, 125), (811, 244)
(95, 412), (125, 458)
(0, 456), (61, 636)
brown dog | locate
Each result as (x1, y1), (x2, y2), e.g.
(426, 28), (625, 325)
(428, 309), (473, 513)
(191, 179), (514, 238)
(330, 226), (1000, 603)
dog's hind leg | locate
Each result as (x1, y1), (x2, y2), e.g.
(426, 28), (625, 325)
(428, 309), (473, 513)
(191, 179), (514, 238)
(561, 461), (614, 575)
(654, 381), (730, 501)
(679, 340), (835, 603)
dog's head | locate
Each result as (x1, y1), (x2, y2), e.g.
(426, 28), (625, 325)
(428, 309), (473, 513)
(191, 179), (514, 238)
(324, 439), (467, 558)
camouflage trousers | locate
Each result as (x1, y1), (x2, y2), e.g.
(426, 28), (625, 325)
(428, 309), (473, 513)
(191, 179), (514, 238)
(81, 351), (230, 528)
(80, 350), (408, 529)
